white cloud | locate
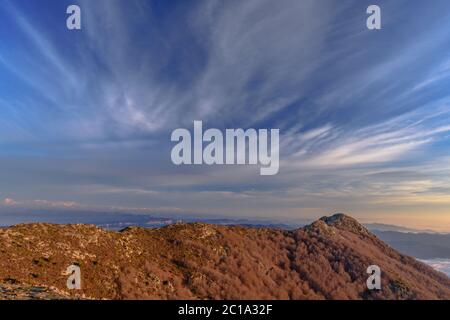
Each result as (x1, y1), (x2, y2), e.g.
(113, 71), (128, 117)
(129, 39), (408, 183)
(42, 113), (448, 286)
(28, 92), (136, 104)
(2, 198), (17, 206)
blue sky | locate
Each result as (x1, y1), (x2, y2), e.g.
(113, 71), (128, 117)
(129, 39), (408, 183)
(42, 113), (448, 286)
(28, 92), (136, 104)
(1, 0), (450, 230)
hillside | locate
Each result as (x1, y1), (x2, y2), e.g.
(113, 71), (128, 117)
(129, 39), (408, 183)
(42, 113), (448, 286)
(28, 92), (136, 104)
(0, 214), (448, 300)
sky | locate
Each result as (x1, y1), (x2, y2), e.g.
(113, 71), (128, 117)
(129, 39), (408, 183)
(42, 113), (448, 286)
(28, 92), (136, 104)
(0, 0), (450, 231)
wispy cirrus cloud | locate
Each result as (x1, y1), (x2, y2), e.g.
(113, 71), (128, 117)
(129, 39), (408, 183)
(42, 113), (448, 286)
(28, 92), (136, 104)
(289, 106), (450, 168)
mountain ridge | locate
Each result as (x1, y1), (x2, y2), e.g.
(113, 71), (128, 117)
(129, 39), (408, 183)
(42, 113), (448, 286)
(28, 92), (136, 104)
(0, 214), (448, 300)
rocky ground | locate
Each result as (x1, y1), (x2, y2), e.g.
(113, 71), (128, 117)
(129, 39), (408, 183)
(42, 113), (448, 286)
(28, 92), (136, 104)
(0, 283), (71, 300)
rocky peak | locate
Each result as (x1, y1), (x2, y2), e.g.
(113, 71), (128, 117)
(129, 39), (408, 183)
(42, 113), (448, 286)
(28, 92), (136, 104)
(319, 213), (371, 236)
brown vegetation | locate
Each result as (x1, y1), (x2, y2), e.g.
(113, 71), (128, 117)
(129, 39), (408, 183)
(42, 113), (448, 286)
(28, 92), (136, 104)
(0, 214), (448, 300)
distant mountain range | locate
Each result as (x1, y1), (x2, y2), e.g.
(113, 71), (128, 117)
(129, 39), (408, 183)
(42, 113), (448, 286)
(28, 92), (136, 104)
(0, 214), (448, 300)
(371, 231), (450, 259)
(364, 223), (440, 234)
(0, 211), (306, 230)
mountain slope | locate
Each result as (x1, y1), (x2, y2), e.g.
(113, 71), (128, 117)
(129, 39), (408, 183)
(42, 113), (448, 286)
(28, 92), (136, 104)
(0, 214), (448, 300)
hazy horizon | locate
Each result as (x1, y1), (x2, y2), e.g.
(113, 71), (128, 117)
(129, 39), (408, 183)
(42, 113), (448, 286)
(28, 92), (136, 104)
(0, 208), (449, 233)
